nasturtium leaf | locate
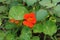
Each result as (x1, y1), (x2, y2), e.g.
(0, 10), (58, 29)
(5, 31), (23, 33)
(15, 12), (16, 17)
(4, 22), (17, 29)
(33, 23), (43, 33)
(36, 9), (48, 21)
(31, 36), (40, 40)
(39, 0), (55, 8)
(9, 6), (28, 20)
(0, 31), (6, 40)
(0, 6), (7, 13)
(5, 33), (15, 40)
(54, 5), (60, 17)
(0, 0), (6, 2)
(56, 17), (60, 22)
(23, 0), (37, 6)
(43, 20), (57, 36)
(19, 27), (32, 40)
(9, 1), (19, 8)
(52, 0), (60, 5)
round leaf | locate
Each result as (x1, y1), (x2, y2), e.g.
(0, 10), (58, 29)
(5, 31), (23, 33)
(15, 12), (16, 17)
(43, 20), (57, 36)
(9, 6), (28, 20)
(33, 23), (43, 33)
(36, 9), (48, 21)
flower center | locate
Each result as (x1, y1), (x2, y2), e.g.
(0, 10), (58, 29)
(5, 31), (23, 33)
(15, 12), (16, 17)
(27, 18), (33, 21)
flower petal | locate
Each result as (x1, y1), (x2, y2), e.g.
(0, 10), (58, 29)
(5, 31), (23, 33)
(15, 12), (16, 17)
(29, 12), (35, 17)
(23, 21), (33, 28)
(24, 14), (30, 19)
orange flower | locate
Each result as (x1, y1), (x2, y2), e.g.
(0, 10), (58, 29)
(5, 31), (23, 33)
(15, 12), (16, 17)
(23, 12), (36, 28)
(15, 20), (20, 24)
(9, 19), (15, 23)
(9, 19), (19, 24)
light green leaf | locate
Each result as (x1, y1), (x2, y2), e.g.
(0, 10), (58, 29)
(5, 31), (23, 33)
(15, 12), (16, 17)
(9, 6), (28, 20)
(19, 27), (32, 40)
(52, 0), (60, 5)
(23, 0), (37, 6)
(0, 0), (6, 2)
(54, 5), (60, 17)
(36, 9), (48, 21)
(31, 36), (40, 40)
(0, 31), (6, 40)
(0, 6), (7, 13)
(39, 0), (55, 8)
(43, 20), (57, 36)
(33, 23), (43, 33)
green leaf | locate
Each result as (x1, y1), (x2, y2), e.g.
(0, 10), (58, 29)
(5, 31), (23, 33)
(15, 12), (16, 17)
(4, 22), (17, 29)
(0, 0), (6, 2)
(39, 0), (55, 8)
(33, 23), (43, 33)
(0, 6), (7, 13)
(31, 36), (40, 40)
(5, 33), (15, 40)
(19, 27), (32, 40)
(9, 6), (28, 20)
(23, 0), (37, 6)
(54, 5), (60, 17)
(56, 17), (60, 22)
(43, 20), (57, 36)
(36, 9), (48, 21)
(52, 0), (60, 5)
(0, 31), (6, 40)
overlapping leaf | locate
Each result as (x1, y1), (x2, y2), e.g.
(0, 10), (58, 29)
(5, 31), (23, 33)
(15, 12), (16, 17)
(33, 23), (43, 33)
(9, 6), (28, 20)
(36, 9), (48, 21)
(23, 0), (37, 6)
(31, 36), (40, 40)
(0, 6), (7, 13)
(54, 5), (60, 17)
(19, 27), (32, 40)
(0, 31), (6, 40)
(43, 20), (57, 36)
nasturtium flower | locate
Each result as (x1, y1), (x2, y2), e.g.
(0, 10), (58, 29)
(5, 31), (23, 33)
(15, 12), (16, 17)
(23, 12), (36, 28)
(9, 19), (19, 24)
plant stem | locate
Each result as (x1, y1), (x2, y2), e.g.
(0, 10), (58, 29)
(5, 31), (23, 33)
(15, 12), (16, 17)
(50, 36), (55, 40)
(44, 35), (46, 40)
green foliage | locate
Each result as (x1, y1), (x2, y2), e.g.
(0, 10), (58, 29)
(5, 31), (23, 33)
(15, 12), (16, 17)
(0, 31), (6, 40)
(5, 33), (15, 40)
(54, 5), (60, 17)
(4, 21), (17, 29)
(9, 6), (28, 20)
(19, 27), (32, 40)
(0, 6), (7, 13)
(0, 0), (59, 40)
(31, 36), (40, 40)
(36, 9), (48, 21)
(33, 23), (43, 33)
(23, 0), (37, 6)
(52, 0), (60, 5)
(43, 20), (57, 36)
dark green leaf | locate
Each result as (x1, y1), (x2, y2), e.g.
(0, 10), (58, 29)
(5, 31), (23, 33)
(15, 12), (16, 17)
(4, 22), (17, 29)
